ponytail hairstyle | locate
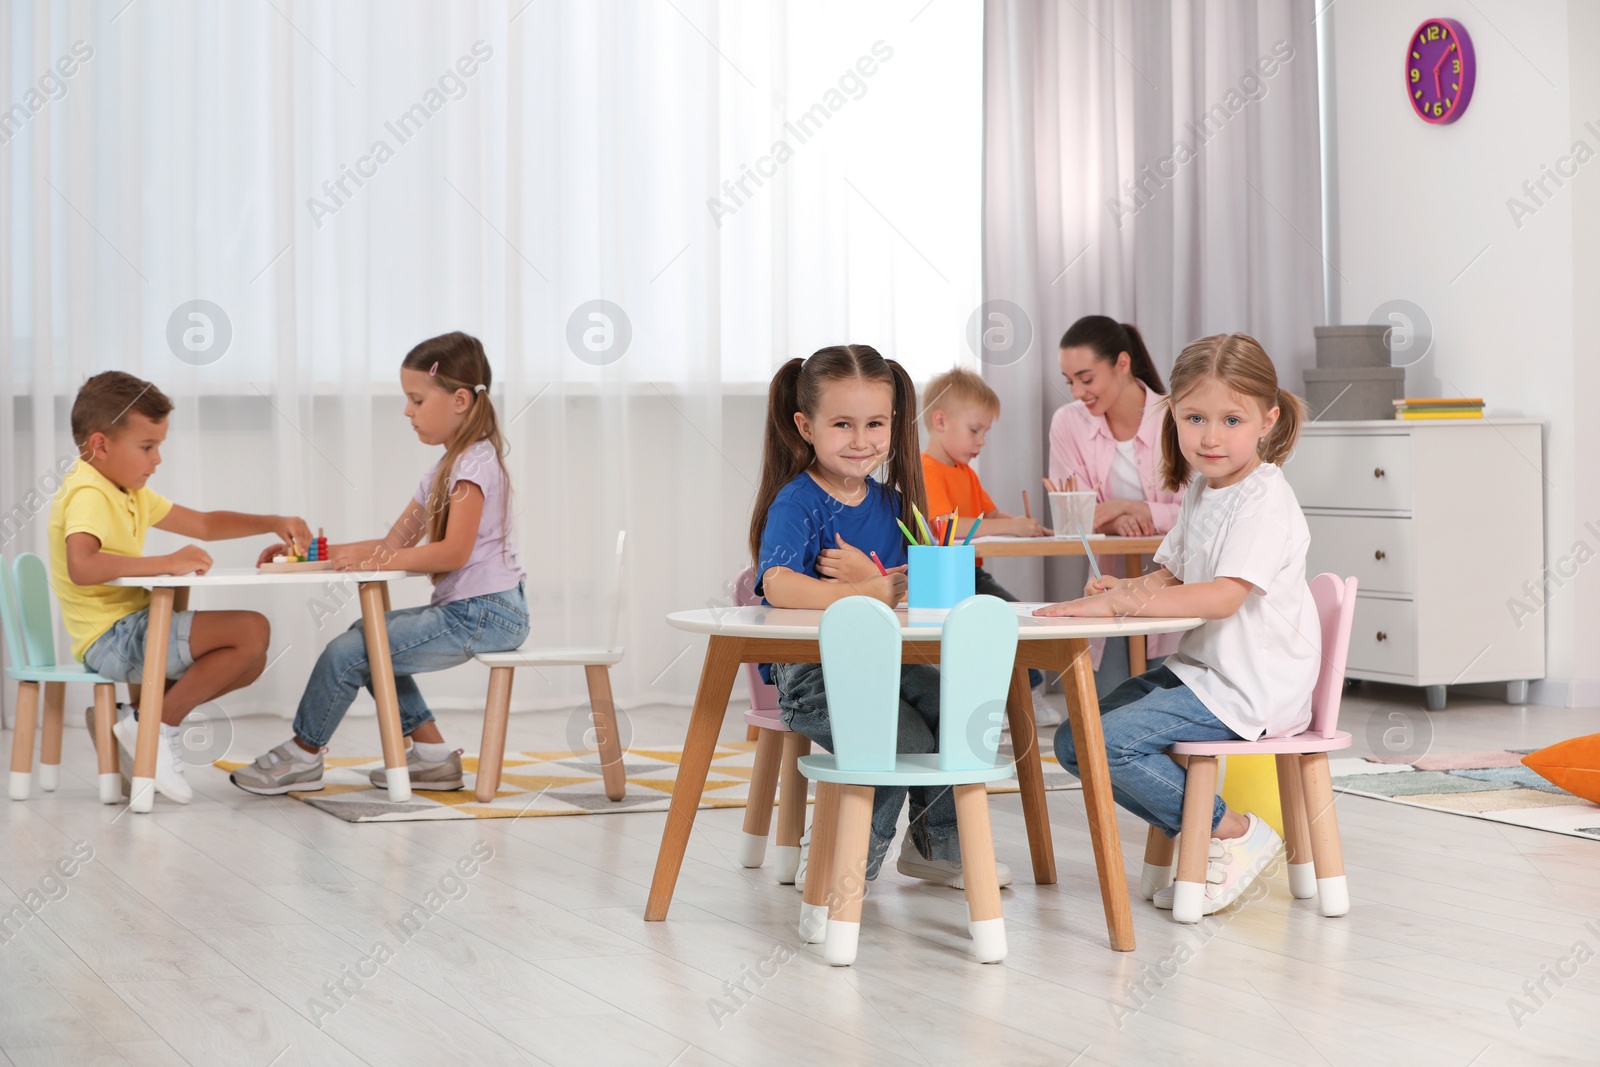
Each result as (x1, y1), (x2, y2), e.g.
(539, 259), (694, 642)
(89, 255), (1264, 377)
(1158, 332), (1307, 492)
(1059, 315), (1166, 394)
(748, 345), (927, 567)
(400, 332), (513, 577)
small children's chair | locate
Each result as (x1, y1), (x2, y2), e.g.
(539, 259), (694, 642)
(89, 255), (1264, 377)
(2, 553), (122, 803)
(731, 567), (811, 882)
(473, 531), (628, 803)
(1146, 573), (1359, 923)
(798, 594), (1017, 966)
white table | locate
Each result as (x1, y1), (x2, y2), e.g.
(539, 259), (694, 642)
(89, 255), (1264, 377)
(648, 603), (1202, 952)
(108, 568), (416, 811)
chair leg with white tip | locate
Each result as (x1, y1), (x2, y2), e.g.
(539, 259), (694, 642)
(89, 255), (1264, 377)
(9, 681), (40, 801)
(798, 782), (839, 943)
(1276, 752), (1317, 899)
(823, 785), (874, 966)
(739, 728), (782, 868)
(772, 733), (810, 884)
(1141, 825), (1176, 899)
(1300, 753), (1350, 917)
(1170, 755), (1218, 924)
(93, 685), (122, 804)
(954, 784), (1006, 963)
(40, 682), (64, 792)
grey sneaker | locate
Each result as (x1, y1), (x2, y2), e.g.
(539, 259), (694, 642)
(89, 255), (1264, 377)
(896, 833), (1013, 889)
(369, 748), (464, 791)
(230, 741), (325, 795)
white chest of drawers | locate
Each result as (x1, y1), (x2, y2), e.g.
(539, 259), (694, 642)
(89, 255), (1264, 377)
(1281, 419), (1545, 710)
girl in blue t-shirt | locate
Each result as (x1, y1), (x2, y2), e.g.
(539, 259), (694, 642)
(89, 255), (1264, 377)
(750, 344), (1011, 890)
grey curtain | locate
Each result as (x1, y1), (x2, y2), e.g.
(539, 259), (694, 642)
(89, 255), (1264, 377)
(980, 0), (1325, 604)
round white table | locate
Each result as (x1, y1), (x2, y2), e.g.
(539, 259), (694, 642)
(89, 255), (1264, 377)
(108, 567), (416, 810)
(647, 602), (1202, 952)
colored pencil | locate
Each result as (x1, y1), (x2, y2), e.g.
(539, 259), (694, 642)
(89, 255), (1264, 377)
(869, 550), (888, 576)
(912, 504), (934, 546)
(962, 516), (983, 545)
(896, 518), (919, 546)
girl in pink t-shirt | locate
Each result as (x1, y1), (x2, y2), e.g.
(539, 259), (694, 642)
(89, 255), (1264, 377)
(232, 332), (528, 797)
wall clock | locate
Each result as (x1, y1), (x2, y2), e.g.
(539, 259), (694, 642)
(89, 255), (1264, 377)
(1407, 18), (1476, 124)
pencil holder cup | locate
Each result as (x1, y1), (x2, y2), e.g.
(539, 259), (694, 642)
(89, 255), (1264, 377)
(1049, 492), (1096, 539)
(908, 545), (976, 609)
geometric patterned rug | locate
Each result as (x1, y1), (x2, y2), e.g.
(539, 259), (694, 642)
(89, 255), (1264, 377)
(1330, 751), (1600, 840)
(214, 740), (1080, 823)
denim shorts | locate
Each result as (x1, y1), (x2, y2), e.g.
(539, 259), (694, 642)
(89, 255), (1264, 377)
(82, 608), (197, 683)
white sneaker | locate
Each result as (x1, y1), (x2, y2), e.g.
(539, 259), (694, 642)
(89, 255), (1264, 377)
(1032, 686), (1064, 727)
(794, 827), (809, 892)
(895, 834), (1012, 889)
(112, 715), (192, 804)
(1154, 814), (1281, 918)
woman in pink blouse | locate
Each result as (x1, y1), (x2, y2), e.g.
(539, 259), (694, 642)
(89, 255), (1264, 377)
(1048, 316), (1187, 691)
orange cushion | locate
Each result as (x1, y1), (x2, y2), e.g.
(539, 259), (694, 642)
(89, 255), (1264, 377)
(1522, 734), (1600, 804)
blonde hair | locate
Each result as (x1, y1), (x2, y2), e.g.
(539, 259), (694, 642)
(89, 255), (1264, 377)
(1159, 333), (1306, 492)
(920, 367), (1000, 431)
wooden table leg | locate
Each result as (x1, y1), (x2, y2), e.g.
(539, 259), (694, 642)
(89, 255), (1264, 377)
(1124, 554), (1146, 677)
(1060, 636), (1135, 951)
(1004, 662), (1056, 885)
(358, 581), (409, 802)
(645, 634), (741, 921)
(128, 588), (175, 813)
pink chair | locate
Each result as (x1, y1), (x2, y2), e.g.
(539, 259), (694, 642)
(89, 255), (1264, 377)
(733, 567), (811, 882)
(1146, 573), (1358, 923)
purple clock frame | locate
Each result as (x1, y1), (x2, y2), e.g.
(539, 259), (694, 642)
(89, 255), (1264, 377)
(1406, 17), (1476, 124)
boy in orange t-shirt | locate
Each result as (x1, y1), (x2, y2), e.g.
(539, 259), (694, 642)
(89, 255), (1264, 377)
(920, 368), (1051, 699)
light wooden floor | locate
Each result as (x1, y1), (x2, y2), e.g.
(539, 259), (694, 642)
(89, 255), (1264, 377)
(2, 682), (1597, 1066)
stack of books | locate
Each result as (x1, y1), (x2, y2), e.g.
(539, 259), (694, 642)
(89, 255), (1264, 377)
(1392, 397), (1484, 420)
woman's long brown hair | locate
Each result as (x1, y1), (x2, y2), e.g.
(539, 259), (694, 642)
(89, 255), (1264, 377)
(747, 345), (926, 566)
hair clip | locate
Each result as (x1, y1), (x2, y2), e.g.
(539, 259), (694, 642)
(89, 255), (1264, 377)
(474, 384), (486, 394)
(429, 361), (439, 376)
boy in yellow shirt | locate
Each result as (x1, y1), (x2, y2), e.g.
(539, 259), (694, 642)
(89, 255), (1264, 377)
(48, 372), (309, 804)
(920, 368), (1057, 716)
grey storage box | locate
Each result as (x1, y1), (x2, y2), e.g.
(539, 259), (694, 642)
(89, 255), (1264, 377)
(1314, 325), (1391, 369)
(1303, 367), (1405, 421)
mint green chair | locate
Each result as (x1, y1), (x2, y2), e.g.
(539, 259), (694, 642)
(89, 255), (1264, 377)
(3, 553), (122, 803)
(797, 594), (1018, 965)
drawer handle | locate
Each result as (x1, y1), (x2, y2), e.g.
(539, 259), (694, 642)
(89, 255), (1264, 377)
(1374, 549), (1386, 561)
(1376, 631), (1388, 642)
(1373, 467), (1386, 479)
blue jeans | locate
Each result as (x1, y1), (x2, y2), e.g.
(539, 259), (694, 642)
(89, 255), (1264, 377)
(771, 661), (960, 879)
(1052, 665), (1239, 837)
(82, 607), (197, 683)
(293, 584), (530, 748)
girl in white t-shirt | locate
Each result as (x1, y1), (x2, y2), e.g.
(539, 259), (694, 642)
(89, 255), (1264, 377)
(1036, 332), (1321, 920)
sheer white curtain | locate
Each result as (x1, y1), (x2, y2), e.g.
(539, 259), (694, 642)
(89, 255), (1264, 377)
(1, 0), (981, 726)
(980, 0), (1325, 604)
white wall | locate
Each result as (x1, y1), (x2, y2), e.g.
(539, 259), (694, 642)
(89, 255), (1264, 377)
(1326, 0), (1600, 705)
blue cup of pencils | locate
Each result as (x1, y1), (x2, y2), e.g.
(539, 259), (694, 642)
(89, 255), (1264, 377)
(908, 545), (975, 609)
